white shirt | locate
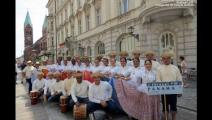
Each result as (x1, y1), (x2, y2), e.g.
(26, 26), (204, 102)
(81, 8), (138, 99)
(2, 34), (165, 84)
(75, 64), (85, 72)
(100, 65), (110, 74)
(108, 66), (119, 77)
(117, 65), (131, 77)
(44, 79), (56, 95)
(156, 64), (182, 82)
(71, 80), (91, 102)
(140, 67), (156, 84)
(88, 81), (112, 103)
(23, 66), (35, 79)
(126, 66), (143, 87)
(62, 64), (71, 71)
(152, 60), (161, 71)
(32, 78), (46, 91)
(83, 65), (92, 72)
(62, 77), (76, 96)
(91, 65), (104, 73)
(51, 80), (63, 95)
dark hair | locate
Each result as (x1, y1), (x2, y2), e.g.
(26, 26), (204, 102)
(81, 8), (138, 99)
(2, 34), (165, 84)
(179, 56), (185, 60)
(120, 57), (127, 62)
(144, 60), (152, 65)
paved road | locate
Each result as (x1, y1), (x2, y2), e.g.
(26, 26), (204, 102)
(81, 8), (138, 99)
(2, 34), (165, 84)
(16, 80), (197, 120)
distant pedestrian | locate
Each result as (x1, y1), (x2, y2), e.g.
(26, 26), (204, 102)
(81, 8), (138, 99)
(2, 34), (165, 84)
(179, 56), (189, 88)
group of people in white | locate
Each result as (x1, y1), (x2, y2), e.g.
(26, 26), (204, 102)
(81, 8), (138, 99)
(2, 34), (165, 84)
(16, 49), (185, 120)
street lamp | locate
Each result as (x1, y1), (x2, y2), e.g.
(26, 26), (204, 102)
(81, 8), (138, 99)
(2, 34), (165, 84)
(128, 26), (139, 41)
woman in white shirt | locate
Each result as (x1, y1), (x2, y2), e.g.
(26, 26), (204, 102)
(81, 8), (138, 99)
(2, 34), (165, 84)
(137, 60), (157, 93)
(124, 58), (143, 87)
(116, 57), (131, 78)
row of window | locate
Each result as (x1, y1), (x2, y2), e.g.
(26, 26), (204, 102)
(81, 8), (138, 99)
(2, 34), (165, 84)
(54, 0), (129, 38)
(64, 31), (175, 57)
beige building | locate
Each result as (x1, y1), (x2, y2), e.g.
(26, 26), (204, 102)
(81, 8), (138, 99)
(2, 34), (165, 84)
(46, 0), (197, 69)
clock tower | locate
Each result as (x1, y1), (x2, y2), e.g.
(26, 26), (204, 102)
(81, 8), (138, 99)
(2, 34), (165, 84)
(24, 11), (33, 61)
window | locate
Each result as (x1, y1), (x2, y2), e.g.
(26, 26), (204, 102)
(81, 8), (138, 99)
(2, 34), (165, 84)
(160, 31), (175, 56)
(78, 20), (82, 34)
(96, 8), (101, 26)
(118, 35), (135, 52)
(120, 0), (128, 14)
(86, 15), (90, 31)
(96, 42), (105, 55)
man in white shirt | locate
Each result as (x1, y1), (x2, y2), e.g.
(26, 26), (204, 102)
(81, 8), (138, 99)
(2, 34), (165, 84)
(69, 72), (90, 108)
(91, 57), (104, 73)
(87, 72), (117, 114)
(32, 72), (46, 98)
(23, 60), (35, 94)
(31, 62), (41, 84)
(101, 57), (110, 81)
(156, 51), (182, 120)
(43, 72), (56, 102)
(61, 71), (76, 108)
(48, 72), (63, 103)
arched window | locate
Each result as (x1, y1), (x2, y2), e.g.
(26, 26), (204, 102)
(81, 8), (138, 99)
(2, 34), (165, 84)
(117, 34), (135, 53)
(160, 31), (175, 55)
(95, 41), (105, 55)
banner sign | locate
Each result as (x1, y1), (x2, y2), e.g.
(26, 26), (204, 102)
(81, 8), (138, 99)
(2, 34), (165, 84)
(146, 81), (183, 95)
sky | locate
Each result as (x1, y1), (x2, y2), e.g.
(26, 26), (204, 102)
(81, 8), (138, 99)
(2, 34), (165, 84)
(16, 0), (48, 58)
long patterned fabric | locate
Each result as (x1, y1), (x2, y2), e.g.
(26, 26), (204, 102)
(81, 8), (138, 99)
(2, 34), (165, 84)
(108, 77), (125, 114)
(115, 78), (161, 120)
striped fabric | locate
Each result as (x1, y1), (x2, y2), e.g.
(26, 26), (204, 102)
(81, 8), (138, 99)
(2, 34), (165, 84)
(115, 78), (161, 120)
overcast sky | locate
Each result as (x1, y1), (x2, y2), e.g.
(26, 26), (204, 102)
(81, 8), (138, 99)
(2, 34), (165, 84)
(16, 0), (48, 58)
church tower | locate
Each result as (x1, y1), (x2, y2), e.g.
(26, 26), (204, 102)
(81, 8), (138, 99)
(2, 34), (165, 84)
(24, 11), (33, 61)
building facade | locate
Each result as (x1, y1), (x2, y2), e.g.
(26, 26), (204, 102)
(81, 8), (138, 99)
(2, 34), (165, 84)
(46, 0), (197, 69)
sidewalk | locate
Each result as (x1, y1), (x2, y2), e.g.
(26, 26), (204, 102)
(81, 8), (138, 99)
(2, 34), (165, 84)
(177, 80), (197, 111)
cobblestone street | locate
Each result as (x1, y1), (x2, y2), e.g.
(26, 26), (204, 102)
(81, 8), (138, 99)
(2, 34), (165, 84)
(16, 80), (197, 120)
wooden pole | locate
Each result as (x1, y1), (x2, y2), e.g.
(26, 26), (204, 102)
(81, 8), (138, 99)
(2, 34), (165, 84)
(164, 95), (168, 120)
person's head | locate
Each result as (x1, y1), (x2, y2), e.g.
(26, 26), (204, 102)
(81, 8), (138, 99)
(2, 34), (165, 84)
(27, 60), (32, 66)
(35, 62), (40, 68)
(120, 57), (127, 67)
(56, 58), (61, 65)
(119, 51), (129, 58)
(76, 58), (81, 65)
(144, 60), (152, 71)
(103, 58), (109, 66)
(94, 57), (101, 66)
(179, 56), (185, 61)
(108, 51), (116, 59)
(71, 59), (76, 65)
(161, 51), (173, 65)
(92, 72), (103, 85)
(37, 72), (44, 80)
(145, 50), (155, 60)
(63, 59), (68, 65)
(74, 72), (83, 83)
(133, 57), (140, 68)
(132, 50), (141, 59)
(47, 72), (54, 79)
(84, 57), (90, 66)
(109, 58), (116, 66)
(54, 72), (61, 81)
